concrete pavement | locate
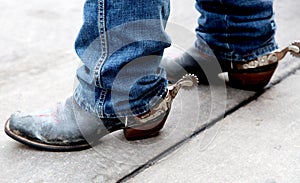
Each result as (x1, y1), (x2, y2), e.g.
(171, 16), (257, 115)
(127, 65), (300, 183)
(0, 0), (299, 182)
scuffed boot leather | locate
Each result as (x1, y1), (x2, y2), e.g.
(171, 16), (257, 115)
(5, 97), (107, 151)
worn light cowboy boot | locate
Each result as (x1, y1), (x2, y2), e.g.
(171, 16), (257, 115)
(162, 41), (300, 90)
(4, 74), (198, 151)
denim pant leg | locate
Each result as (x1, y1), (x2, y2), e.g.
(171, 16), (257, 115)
(74, 0), (171, 118)
(195, 0), (278, 64)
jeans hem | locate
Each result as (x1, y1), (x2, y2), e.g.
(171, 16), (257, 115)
(74, 84), (168, 119)
(215, 44), (279, 63)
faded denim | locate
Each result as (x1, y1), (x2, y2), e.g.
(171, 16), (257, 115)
(74, 0), (277, 118)
(74, 0), (171, 118)
(196, 0), (278, 63)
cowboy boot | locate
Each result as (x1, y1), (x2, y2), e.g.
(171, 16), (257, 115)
(4, 74), (198, 151)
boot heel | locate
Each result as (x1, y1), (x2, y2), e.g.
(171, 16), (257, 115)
(124, 74), (198, 141)
(227, 41), (300, 91)
(228, 62), (278, 91)
(123, 115), (167, 141)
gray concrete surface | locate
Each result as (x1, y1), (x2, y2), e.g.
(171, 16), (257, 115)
(0, 0), (299, 182)
(127, 66), (300, 183)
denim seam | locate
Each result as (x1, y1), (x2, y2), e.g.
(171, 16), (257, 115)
(93, 0), (108, 117)
(96, 88), (107, 117)
(94, 0), (107, 88)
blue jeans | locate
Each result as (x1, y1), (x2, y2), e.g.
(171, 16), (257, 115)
(74, 0), (277, 118)
(196, 0), (277, 64)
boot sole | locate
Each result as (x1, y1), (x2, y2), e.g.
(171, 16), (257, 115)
(5, 114), (169, 151)
(4, 119), (91, 151)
